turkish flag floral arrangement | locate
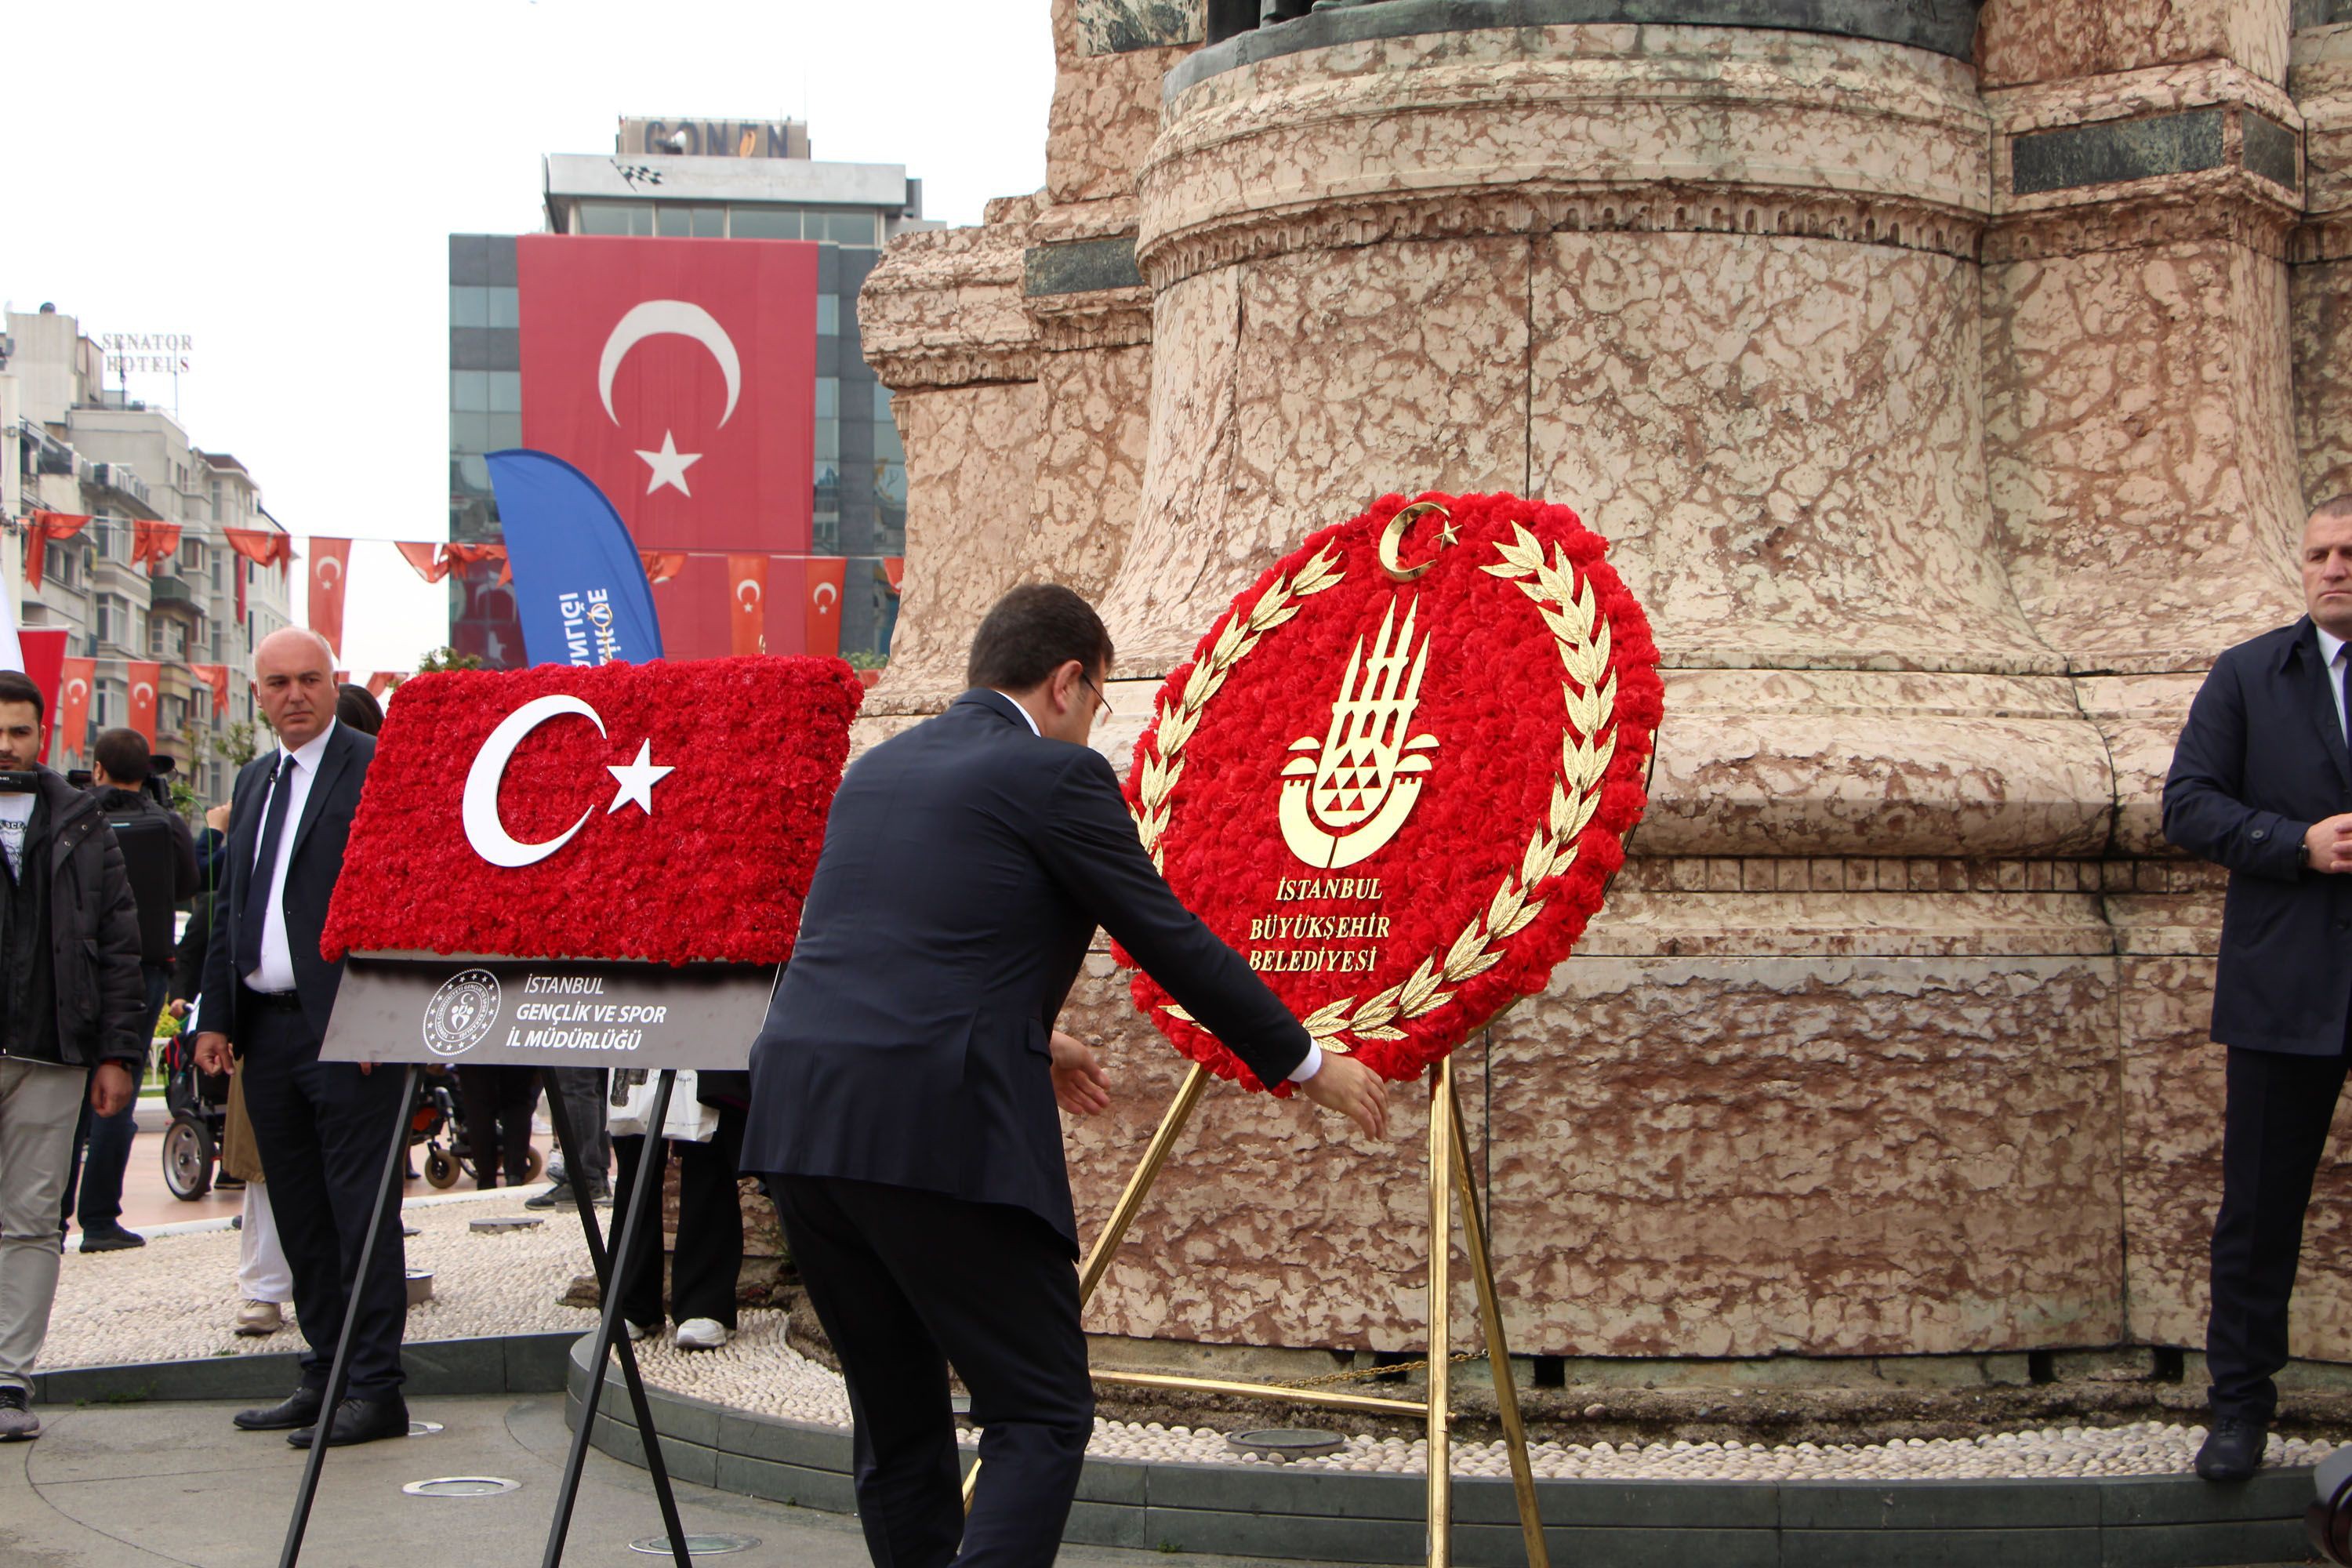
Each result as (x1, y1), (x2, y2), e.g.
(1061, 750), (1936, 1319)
(1121, 492), (1663, 1091)
(324, 657), (862, 967)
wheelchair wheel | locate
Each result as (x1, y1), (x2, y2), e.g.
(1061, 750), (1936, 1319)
(423, 1145), (461, 1189)
(162, 1116), (215, 1200)
(521, 1145), (545, 1184)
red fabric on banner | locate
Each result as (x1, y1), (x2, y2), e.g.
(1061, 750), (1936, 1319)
(125, 662), (161, 746)
(308, 539), (352, 658)
(223, 528), (291, 570)
(25, 513), (91, 591)
(804, 557), (846, 660)
(131, 520), (183, 575)
(443, 542), (511, 586)
(638, 550), (687, 585)
(728, 554), (768, 657)
(190, 663), (231, 715)
(17, 630), (67, 765)
(56, 659), (94, 764)
(395, 543), (451, 584)
(517, 234), (818, 661)
(883, 556), (904, 592)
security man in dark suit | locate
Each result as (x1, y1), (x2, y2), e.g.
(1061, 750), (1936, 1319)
(2164, 496), (2352, 1481)
(191, 628), (403, 1448)
(745, 585), (1388, 1568)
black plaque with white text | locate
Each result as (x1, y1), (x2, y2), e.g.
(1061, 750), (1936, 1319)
(320, 951), (773, 1069)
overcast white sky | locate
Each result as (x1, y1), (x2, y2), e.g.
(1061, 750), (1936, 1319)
(4, 0), (1053, 673)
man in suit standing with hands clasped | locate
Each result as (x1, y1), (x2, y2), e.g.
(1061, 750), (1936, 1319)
(744, 585), (1388, 1568)
(2165, 497), (2352, 1481)
(191, 628), (403, 1448)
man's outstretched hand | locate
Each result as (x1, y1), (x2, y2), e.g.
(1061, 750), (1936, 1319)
(1049, 1029), (1112, 1116)
(1299, 1052), (1388, 1140)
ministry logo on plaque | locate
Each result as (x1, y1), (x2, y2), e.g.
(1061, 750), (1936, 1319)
(1123, 492), (1664, 1088)
(422, 969), (503, 1058)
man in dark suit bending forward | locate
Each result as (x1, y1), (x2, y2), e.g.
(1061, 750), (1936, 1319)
(743, 585), (1388, 1567)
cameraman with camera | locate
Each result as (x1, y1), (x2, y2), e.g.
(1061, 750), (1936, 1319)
(59, 731), (195, 1252)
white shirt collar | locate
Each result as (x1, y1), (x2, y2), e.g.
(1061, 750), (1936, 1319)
(2321, 626), (2348, 670)
(988, 691), (1040, 737)
(278, 717), (339, 773)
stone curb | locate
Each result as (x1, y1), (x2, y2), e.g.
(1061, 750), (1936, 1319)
(32, 1330), (579, 1407)
(562, 1339), (2316, 1566)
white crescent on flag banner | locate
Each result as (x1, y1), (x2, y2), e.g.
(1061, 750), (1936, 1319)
(736, 579), (763, 610)
(316, 556), (343, 590)
(65, 678), (88, 703)
(598, 300), (742, 427)
(132, 681), (155, 706)
(811, 581), (838, 612)
(461, 694), (677, 869)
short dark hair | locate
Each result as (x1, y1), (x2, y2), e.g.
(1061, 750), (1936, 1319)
(93, 728), (152, 784)
(965, 584), (1114, 691)
(336, 683), (384, 737)
(0, 670), (45, 720)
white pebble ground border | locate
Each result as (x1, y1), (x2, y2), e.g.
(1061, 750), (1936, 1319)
(48, 1192), (2342, 1481)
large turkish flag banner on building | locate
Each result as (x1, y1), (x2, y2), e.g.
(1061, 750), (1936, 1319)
(56, 659), (94, 763)
(517, 235), (817, 662)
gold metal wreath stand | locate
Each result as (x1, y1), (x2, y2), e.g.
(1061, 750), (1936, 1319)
(961, 1054), (1550, 1568)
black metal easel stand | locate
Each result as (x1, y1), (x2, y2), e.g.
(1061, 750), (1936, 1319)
(538, 1067), (691, 1568)
(278, 1065), (422, 1568)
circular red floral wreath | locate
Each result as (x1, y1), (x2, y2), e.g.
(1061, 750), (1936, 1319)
(1121, 491), (1662, 1091)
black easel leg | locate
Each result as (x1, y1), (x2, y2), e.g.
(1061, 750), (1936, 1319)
(543, 1070), (689, 1568)
(538, 1071), (690, 1564)
(278, 1065), (420, 1568)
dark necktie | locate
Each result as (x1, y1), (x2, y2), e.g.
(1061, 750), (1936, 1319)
(234, 756), (292, 982)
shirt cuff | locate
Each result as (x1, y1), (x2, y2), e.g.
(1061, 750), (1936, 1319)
(1288, 1041), (1323, 1084)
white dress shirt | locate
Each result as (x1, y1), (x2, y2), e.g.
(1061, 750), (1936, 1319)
(992, 690), (1323, 1084)
(245, 719), (338, 994)
(2322, 627), (2349, 746)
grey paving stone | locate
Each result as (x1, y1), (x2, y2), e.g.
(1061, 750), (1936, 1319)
(1783, 1525), (2104, 1568)
(711, 1448), (862, 1513)
(2098, 1467), (2311, 1526)
(716, 1409), (855, 1472)
(2099, 1515), (2313, 1568)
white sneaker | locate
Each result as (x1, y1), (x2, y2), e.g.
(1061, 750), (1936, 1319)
(624, 1321), (648, 1342)
(233, 1300), (284, 1337)
(673, 1318), (730, 1352)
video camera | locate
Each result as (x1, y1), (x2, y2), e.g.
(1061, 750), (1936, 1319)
(64, 752), (176, 811)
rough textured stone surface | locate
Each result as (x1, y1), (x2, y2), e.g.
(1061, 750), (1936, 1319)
(1983, 239), (2304, 671)
(1051, 0), (1200, 206)
(1979, 0), (2291, 89)
(842, 2), (2352, 1373)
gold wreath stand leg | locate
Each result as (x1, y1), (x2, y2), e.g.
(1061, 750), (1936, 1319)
(957, 1059), (1548, 1568)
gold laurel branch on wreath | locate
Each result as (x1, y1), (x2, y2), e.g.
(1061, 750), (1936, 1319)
(1292, 524), (1618, 1054)
(1132, 545), (1346, 873)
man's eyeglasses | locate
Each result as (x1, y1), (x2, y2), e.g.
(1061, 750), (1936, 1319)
(1079, 673), (1113, 724)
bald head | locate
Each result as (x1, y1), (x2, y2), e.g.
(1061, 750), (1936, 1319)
(254, 628), (338, 748)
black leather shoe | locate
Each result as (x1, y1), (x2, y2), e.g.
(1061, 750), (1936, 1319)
(234, 1387), (325, 1432)
(288, 1396), (409, 1449)
(2196, 1416), (2269, 1481)
(78, 1225), (145, 1253)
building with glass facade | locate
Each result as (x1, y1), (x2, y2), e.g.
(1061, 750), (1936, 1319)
(448, 121), (930, 668)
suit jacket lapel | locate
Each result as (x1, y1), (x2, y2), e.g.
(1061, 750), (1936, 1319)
(2303, 623), (2352, 790)
(289, 726), (352, 862)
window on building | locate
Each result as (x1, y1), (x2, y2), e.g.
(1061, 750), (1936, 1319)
(93, 682), (117, 728)
(876, 461), (908, 509)
(576, 201), (655, 236)
(813, 512), (840, 554)
(812, 210), (878, 246)
(814, 378), (840, 420)
(179, 539), (204, 575)
(814, 419), (839, 463)
(95, 595), (127, 648)
(655, 205), (728, 238)
(488, 371), (522, 414)
(816, 295), (840, 336)
(729, 207), (801, 240)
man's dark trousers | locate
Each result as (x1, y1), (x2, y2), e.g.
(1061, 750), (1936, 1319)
(773, 1176), (1091, 1568)
(63, 964), (169, 1233)
(2209, 1022), (2352, 1424)
(237, 992), (408, 1399)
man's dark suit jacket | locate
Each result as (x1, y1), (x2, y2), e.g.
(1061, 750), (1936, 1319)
(742, 688), (1313, 1251)
(2163, 616), (2352, 1056)
(196, 721), (375, 1048)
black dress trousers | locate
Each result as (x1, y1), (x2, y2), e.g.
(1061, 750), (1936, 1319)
(612, 1104), (747, 1330)
(235, 993), (409, 1400)
(2206, 1021), (2352, 1423)
(772, 1175), (1093, 1568)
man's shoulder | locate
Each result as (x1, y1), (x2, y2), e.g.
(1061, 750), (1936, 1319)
(2213, 619), (2311, 677)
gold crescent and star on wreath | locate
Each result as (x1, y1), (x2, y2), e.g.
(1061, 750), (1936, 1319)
(1123, 491), (1660, 1081)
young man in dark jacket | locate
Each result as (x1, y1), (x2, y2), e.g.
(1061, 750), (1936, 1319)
(61, 728), (198, 1250)
(0, 672), (149, 1440)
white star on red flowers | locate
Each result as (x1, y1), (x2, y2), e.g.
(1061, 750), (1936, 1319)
(605, 741), (674, 815)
